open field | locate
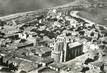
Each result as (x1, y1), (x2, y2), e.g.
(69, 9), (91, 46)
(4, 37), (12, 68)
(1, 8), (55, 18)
(78, 7), (107, 26)
(0, 0), (74, 16)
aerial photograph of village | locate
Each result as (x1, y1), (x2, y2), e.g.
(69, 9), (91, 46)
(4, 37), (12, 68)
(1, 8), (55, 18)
(0, 0), (107, 73)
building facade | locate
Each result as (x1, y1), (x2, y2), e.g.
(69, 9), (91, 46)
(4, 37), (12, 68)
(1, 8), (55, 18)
(51, 35), (67, 63)
(67, 42), (83, 61)
(51, 35), (83, 62)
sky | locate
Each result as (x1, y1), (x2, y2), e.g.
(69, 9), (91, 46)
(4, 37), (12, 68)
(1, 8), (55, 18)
(0, 0), (74, 16)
